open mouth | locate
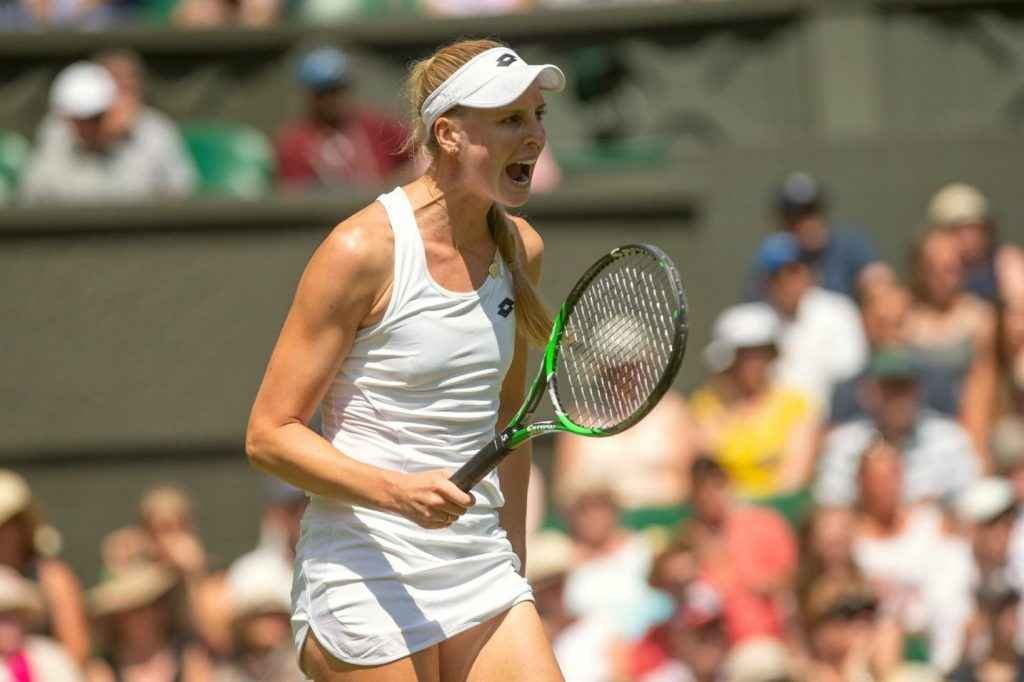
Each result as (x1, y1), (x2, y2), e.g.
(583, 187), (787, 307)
(505, 160), (535, 186)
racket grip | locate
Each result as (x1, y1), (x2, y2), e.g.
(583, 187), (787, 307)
(450, 433), (512, 492)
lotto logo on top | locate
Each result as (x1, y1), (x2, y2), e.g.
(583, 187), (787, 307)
(496, 54), (518, 67)
(497, 298), (515, 318)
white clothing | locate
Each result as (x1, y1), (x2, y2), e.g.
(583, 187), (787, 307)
(853, 505), (973, 671)
(552, 616), (619, 682)
(814, 411), (979, 507)
(291, 187), (532, 665)
(0, 636), (82, 682)
(775, 287), (867, 409)
(563, 535), (664, 638)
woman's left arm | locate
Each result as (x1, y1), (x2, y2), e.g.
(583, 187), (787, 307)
(497, 217), (544, 574)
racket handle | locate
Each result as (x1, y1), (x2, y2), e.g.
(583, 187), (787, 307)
(450, 433), (513, 492)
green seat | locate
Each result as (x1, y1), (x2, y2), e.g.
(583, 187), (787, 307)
(181, 122), (274, 199)
(0, 130), (30, 204)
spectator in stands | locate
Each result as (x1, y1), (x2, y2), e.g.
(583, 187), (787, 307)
(637, 581), (729, 682)
(851, 442), (975, 672)
(173, 0), (282, 26)
(928, 182), (1024, 308)
(949, 583), (1023, 681)
(814, 348), (979, 508)
(796, 507), (859, 603)
(274, 46), (411, 191)
(0, 566), (82, 682)
(755, 231), (868, 409)
(690, 303), (818, 497)
(829, 283), (960, 424)
(20, 61), (196, 204)
(86, 562), (212, 682)
(800, 576), (902, 682)
(215, 552), (304, 682)
(555, 388), (694, 509)
(747, 171), (893, 301)
(0, 0), (119, 29)
(0, 470), (90, 667)
(957, 478), (1022, 601)
(683, 458), (797, 644)
(527, 530), (624, 682)
(905, 227), (999, 465)
(559, 476), (665, 639)
(992, 417), (1024, 504)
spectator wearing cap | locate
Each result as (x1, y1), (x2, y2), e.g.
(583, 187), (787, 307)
(746, 171), (893, 302)
(682, 458), (798, 645)
(754, 231), (868, 410)
(637, 581), (729, 682)
(215, 553), (304, 682)
(904, 227), (999, 464)
(19, 61), (196, 204)
(86, 562), (212, 682)
(800, 576), (902, 682)
(928, 182), (1024, 308)
(0, 470), (90, 667)
(958, 479), (1022, 598)
(0, 566), (82, 682)
(828, 283), (960, 424)
(527, 530), (625, 682)
(690, 303), (818, 497)
(814, 347), (979, 508)
(274, 47), (411, 191)
(851, 442), (975, 672)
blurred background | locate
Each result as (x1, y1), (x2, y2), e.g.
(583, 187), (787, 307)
(5, 1), (1024, 680)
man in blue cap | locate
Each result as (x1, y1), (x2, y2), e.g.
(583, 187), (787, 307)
(274, 46), (411, 189)
(756, 231), (867, 410)
(747, 172), (893, 301)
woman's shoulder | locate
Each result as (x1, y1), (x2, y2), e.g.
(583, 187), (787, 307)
(316, 200), (395, 279)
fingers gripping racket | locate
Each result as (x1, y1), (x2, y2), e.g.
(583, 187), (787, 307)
(451, 243), (689, 492)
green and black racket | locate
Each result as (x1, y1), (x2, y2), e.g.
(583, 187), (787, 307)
(451, 243), (689, 492)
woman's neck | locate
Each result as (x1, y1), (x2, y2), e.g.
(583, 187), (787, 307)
(410, 168), (493, 251)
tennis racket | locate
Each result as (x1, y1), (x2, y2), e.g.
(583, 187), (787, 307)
(450, 243), (689, 492)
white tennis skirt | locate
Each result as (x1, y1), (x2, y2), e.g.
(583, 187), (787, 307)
(291, 497), (534, 667)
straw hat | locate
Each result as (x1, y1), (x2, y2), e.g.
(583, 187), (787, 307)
(0, 566), (45, 623)
(226, 551), (293, 620)
(928, 182), (988, 227)
(525, 531), (574, 585)
(0, 469), (32, 526)
(723, 637), (795, 682)
(89, 563), (178, 618)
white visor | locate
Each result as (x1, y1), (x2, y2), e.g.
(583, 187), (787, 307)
(421, 47), (565, 133)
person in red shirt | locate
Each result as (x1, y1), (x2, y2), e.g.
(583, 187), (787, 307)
(274, 47), (412, 190)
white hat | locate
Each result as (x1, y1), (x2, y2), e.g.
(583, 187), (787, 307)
(723, 637), (794, 682)
(928, 183), (989, 227)
(50, 61), (116, 119)
(421, 47), (565, 133)
(0, 469), (32, 526)
(525, 531), (574, 585)
(703, 303), (781, 373)
(0, 566), (44, 623)
(225, 551), (293, 620)
(89, 563), (178, 618)
(956, 477), (1016, 524)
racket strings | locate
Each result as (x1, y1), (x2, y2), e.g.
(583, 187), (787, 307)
(556, 250), (681, 429)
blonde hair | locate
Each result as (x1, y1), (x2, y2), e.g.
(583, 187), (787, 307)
(405, 38), (553, 347)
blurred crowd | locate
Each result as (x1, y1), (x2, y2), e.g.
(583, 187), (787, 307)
(0, 0), (678, 29)
(5, 171), (1024, 682)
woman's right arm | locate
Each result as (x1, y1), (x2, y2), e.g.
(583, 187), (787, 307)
(245, 218), (472, 527)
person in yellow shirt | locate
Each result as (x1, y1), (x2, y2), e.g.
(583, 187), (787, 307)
(690, 303), (819, 498)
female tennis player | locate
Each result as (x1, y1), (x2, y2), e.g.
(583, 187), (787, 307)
(245, 39), (566, 682)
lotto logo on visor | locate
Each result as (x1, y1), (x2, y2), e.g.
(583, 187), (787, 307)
(420, 47), (566, 132)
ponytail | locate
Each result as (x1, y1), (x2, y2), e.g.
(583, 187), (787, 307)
(488, 205), (552, 347)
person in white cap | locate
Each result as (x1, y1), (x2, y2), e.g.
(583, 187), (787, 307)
(19, 60), (195, 204)
(246, 38), (566, 680)
(689, 303), (819, 498)
(0, 566), (83, 682)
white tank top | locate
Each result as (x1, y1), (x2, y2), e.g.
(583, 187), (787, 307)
(316, 186), (517, 513)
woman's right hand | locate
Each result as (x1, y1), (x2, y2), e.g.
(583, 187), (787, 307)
(386, 470), (475, 529)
